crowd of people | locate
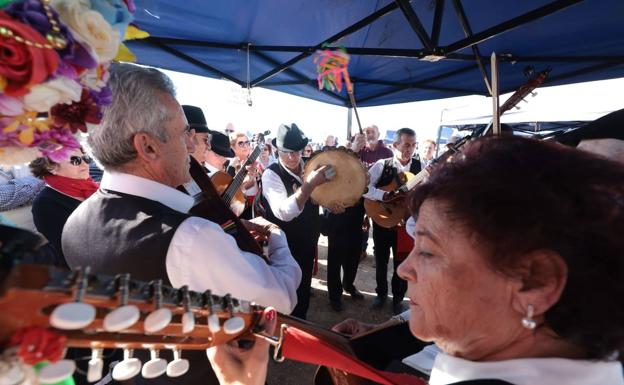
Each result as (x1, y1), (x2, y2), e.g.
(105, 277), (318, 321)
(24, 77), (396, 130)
(1, 63), (623, 385)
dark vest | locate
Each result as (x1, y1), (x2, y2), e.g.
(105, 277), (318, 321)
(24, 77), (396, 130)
(61, 189), (221, 385)
(376, 157), (422, 188)
(62, 189), (189, 283)
(260, 163), (320, 248)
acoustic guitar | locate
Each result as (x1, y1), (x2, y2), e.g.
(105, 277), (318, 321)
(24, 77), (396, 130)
(0, 264), (425, 385)
(211, 139), (264, 217)
(364, 68), (550, 229)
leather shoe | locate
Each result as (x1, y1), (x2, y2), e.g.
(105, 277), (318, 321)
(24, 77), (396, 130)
(372, 295), (387, 308)
(392, 301), (406, 315)
(330, 300), (343, 312)
(346, 287), (364, 300)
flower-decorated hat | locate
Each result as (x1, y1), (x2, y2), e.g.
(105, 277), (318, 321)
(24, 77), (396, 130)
(0, 0), (147, 165)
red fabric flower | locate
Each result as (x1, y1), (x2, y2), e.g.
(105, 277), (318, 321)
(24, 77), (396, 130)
(51, 88), (101, 133)
(0, 11), (58, 97)
(10, 326), (67, 365)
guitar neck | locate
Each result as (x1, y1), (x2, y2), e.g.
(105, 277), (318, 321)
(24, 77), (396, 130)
(223, 145), (262, 204)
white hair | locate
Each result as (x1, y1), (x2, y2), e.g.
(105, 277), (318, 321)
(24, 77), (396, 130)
(88, 63), (177, 169)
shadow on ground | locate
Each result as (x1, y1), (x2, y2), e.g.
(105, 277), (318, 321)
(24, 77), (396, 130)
(268, 234), (408, 385)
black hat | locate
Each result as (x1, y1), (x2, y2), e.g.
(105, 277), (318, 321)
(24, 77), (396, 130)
(210, 131), (235, 158)
(182, 105), (210, 134)
(273, 123), (309, 152)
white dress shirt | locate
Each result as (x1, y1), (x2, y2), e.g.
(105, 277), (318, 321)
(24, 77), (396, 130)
(100, 171), (301, 313)
(429, 353), (624, 385)
(181, 162), (221, 196)
(261, 159), (305, 222)
(363, 156), (412, 201)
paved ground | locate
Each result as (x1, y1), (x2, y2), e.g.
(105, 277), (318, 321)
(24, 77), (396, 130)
(267, 233), (408, 385)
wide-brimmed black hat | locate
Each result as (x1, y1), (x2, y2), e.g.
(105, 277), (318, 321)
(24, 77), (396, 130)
(210, 131), (235, 158)
(182, 105), (210, 134)
(272, 123), (308, 152)
(556, 108), (624, 146)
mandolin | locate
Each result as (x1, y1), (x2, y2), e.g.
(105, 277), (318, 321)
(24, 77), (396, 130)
(0, 264), (425, 385)
(211, 138), (264, 217)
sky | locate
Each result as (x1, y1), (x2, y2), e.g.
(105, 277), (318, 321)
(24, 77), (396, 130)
(165, 68), (624, 145)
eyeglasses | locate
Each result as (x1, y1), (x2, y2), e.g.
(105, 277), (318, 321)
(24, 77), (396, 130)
(279, 150), (302, 158)
(237, 141), (251, 147)
(69, 155), (92, 166)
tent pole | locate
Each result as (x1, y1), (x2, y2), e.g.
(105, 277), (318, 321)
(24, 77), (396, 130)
(347, 108), (353, 141)
(491, 52), (501, 135)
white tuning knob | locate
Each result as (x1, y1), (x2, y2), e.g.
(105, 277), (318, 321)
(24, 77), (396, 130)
(141, 350), (166, 379)
(112, 349), (141, 381)
(86, 349), (103, 383)
(166, 350), (189, 378)
(38, 360), (76, 384)
(223, 316), (245, 335)
(144, 308), (172, 333)
(103, 305), (140, 332)
(49, 302), (95, 330)
(207, 314), (220, 333)
(182, 311), (195, 334)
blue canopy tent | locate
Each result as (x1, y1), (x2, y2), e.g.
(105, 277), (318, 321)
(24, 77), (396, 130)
(128, 0), (624, 109)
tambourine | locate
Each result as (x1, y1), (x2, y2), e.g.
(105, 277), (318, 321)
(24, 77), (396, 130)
(303, 148), (367, 211)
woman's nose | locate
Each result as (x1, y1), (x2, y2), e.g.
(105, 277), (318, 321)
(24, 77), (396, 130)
(397, 250), (417, 282)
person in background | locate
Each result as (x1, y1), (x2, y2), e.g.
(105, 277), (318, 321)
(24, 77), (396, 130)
(205, 131), (235, 175)
(351, 124), (393, 168)
(322, 134), (337, 151)
(257, 143), (276, 173)
(183, 105), (211, 166)
(0, 175), (44, 211)
(29, 148), (99, 266)
(227, 132), (259, 219)
(419, 139), (436, 169)
(259, 123), (331, 319)
(208, 136), (624, 385)
(364, 128), (420, 314)
(303, 143), (314, 158)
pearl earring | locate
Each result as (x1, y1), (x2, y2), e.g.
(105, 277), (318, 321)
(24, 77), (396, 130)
(521, 304), (537, 330)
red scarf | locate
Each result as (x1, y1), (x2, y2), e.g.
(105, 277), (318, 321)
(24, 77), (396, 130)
(43, 175), (99, 200)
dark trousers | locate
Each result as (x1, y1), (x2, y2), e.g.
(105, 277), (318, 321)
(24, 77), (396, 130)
(287, 233), (318, 319)
(326, 202), (365, 302)
(372, 223), (407, 303)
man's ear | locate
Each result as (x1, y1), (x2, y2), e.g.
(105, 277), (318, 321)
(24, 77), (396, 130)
(511, 249), (568, 319)
(133, 133), (159, 162)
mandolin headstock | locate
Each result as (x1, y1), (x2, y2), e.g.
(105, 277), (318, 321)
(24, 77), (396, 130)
(0, 264), (264, 382)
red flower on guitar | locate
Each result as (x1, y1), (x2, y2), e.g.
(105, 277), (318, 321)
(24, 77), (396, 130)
(10, 326), (66, 365)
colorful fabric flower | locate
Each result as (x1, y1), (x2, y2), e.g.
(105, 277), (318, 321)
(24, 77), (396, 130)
(90, 0), (132, 38)
(0, 94), (24, 116)
(10, 326), (67, 366)
(5, 0), (97, 71)
(0, 146), (40, 165)
(23, 77), (82, 112)
(51, 88), (101, 133)
(35, 126), (79, 162)
(0, 10), (59, 96)
(51, 0), (121, 63)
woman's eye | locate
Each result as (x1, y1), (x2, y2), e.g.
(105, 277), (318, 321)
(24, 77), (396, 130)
(419, 251), (435, 258)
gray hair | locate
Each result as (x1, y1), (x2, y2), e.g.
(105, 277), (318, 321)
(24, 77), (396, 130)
(88, 63), (177, 169)
(393, 127), (416, 144)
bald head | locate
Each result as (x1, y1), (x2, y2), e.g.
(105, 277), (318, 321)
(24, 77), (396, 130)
(577, 138), (624, 164)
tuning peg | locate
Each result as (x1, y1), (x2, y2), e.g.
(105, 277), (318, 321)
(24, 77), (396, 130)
(87, 348), (103, 383)
(112, 349), (141, 381)
(144, 280), (172, 333)
(50, 267), (96, 330)
(166, 349), (189, 378)
(222, 294), (245, 335)
(180, 286), (195, 334)
(203, 290), (220, 333)
(141, 349), (167, 379)
(38, 360), (76, 384)
(104, 274), (140, 332)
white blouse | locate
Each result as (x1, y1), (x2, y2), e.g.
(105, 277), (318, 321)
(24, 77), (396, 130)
(429, 352), (624, 385)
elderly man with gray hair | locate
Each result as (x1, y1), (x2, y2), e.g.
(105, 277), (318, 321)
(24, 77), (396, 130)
(61, 63), (301, 383)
